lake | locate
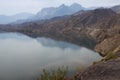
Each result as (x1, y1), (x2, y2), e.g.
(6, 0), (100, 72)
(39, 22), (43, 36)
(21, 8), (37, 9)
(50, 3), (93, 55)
(0, 33), (101, 80)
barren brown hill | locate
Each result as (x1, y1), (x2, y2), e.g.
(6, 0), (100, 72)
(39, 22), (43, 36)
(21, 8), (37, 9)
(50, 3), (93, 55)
(0, 8), (119, 56)
(0, 8), (120, 80)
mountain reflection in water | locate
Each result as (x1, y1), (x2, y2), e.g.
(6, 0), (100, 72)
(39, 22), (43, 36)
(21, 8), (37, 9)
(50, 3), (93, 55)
(0, 33), (101, 80)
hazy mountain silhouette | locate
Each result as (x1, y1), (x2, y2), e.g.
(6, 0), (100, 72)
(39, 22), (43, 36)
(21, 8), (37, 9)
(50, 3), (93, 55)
(11, 3), (86, 24)
(111, 5), (120, 13)
(0, 13), (34, 24)
(31, 3), (85, 20)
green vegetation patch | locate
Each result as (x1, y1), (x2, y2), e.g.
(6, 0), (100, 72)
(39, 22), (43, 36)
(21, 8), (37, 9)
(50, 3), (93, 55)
(93, 51), (118, 65)
(37, 67), (69, 80)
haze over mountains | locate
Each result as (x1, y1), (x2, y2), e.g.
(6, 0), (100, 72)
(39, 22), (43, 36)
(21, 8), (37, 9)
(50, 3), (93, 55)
(0, 7), (120, 52)
(0, 2), (120, 80)
(0, 2), (120, 56)
(0, 13), (34, 24)
(32, 3), (85, 20)
(0, 3), (85, 24)
(0, 3), (119, 24)
(111, 5), (120, 13)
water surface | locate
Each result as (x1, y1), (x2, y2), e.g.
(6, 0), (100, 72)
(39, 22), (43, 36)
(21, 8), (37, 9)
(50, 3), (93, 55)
(0, 33), (101, 80)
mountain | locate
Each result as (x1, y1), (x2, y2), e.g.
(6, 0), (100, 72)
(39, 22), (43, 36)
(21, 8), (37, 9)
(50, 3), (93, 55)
(31, 3), (85, 20)
(111, 5), (120, 13)
(0, 13), (34, 24)
(0, 8), (119, 55)
(0, 8), (120, 80)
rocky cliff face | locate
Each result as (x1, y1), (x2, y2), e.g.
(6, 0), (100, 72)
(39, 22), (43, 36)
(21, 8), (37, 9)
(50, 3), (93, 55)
(94, 14), (120, 56)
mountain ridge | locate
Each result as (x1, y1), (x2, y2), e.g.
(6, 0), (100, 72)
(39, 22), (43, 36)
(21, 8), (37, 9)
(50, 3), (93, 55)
(0, 13), (34, 24)
(0, 7), (120, 80)
(0, 8), (119, 55)
(31, 3), (85, 21)
(111, 5), (120, 13)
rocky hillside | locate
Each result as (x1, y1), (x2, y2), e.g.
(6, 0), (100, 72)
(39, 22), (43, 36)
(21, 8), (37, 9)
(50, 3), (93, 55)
(75, 58), (120, 80)
(0, 7), (120, 80)
(94, 14), (120, 56)
(0, 8), (120, 56)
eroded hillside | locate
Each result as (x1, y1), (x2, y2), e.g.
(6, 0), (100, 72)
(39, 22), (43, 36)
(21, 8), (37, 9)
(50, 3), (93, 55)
(0, 8), (120, 56)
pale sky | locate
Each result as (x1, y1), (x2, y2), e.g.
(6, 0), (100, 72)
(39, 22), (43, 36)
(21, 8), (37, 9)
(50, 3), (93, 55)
(0, 0), (120, 15)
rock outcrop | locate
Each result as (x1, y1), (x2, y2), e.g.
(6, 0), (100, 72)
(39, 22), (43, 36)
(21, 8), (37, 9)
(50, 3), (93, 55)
(75, 58), (120, 80)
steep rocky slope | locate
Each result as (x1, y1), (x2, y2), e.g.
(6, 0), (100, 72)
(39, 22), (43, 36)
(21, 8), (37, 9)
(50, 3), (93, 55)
(0, 8), (120, 80)
(0, 8), (120, 56)
(75, 58), (120, 80)
(94, 14), (120, 56)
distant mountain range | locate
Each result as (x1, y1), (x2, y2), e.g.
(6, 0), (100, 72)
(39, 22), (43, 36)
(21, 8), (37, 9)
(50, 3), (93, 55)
(0, 4), (120, 80)
(0, 3), (86, 24)
(0, 4), (120, 25)
(111, 5), (120, 13)
(0, 8), (120, 53)
(16, 3), (86, 24)
(0, 13), (34, 24)
(32, 3), (85, 20)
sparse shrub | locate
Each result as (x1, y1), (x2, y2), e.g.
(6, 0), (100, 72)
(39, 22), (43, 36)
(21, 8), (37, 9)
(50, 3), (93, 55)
(37, 66), (69, 80)
(104, 51), (118, 61)
(93, 51), (118, 65)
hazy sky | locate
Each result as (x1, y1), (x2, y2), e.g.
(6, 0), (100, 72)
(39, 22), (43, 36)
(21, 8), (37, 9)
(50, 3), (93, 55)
(0, 0), (120, 15)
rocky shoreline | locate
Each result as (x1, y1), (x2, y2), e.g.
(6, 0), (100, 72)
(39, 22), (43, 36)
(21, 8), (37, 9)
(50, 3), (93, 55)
(0, 8), (120, 80)
(75, 58), (120, 80)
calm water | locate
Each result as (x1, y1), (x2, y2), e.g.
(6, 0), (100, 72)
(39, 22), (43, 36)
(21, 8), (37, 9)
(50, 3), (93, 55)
(0, 33), (101, 80)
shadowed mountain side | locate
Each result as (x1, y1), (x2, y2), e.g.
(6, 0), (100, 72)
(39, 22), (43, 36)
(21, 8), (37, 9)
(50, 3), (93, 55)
(0, 7), (120, 80)
(36, 37), (80, 49)
(111, 5), (120, 13)
(0, 8), (120, 56)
